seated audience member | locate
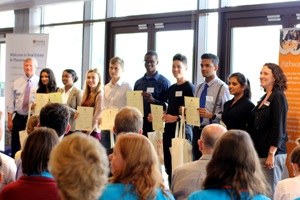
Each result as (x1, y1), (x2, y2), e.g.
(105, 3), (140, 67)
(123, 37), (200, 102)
(14, 114), (39, 162)
(15, 103), (70, 179)
(49, 133), (109, 200)
(99, 133), (174, 200)
(0, 127), (60, 200)
(171, 124), (227, 200)
(0, 153), (16, 191)
(274, 138), (300, 200)
(188, 130), (270, 200)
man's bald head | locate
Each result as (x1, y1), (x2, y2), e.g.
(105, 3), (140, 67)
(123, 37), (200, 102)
(199, 124), (227, 153)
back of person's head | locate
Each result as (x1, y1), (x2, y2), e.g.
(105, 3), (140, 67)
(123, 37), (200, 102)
(290, 138), (300, 175)
(201, 53), (219, 66)
(203, 130), (270, 198)
(21, 127), (59, 175)
(49, 133), (109, 200)
(228, 72), (252, 99)
(39, 103), (70, 137)
(26, 114), (39, 134)
(114, 106), (143, 135)
(111, 133), (167, 200)
(200, 124), (227, 150)
(110, 56), (124, 68)
(173, 53), (187, 65)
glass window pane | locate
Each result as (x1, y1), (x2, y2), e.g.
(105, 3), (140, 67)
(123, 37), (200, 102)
(43, 24), (83, 88)
(114, 33), (148, 88)
(231, 25), (282, 103)
(206, 12), (218, 55)
(91, 22), (106, 82)
(0, 11), (14, 28)
(43, 1), (84, 24)
(156, 30), (194, 85)
(115, 0), (197, 17)
(92, 0), (106, 19)
(227, 0), (299, 7)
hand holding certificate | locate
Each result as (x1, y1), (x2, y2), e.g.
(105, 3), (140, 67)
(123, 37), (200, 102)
(126, 91), (144, 116)
(99, 108), (119, 130)
(75, 106), (94, 131)
(184, 96), (200, 126)
(150, 104), (164, 132)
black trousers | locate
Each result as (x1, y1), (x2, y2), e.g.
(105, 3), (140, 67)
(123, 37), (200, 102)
(11, 113), (28, 158)
(192, 126), (205, 161)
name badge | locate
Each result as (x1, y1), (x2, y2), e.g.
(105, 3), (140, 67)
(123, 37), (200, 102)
(264, 101), (270, 106)
(175, 91), (182, 97)
(147, 87), (154, 93)
(206, 96), (213, 102)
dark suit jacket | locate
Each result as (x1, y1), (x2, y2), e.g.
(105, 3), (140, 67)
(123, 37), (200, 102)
(58, 86), (83, 131)
(248, 87), (288, 157)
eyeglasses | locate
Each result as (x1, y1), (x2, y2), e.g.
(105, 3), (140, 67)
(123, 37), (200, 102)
(144, 60), (156, 64)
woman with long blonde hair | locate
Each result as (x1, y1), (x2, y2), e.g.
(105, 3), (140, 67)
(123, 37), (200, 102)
(80, 69), (103, 140)
(99, 133), (174, 200)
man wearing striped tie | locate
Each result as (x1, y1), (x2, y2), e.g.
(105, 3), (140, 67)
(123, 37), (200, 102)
(7, 57), (39, 158)
(192, 53), (231, 161)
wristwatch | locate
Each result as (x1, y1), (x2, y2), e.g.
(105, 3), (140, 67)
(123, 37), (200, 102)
(268, 150), (276, 155)
(211, 113), (216, 120)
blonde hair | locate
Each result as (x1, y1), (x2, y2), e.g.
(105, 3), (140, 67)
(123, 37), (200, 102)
(26, 115), (39, 134)
(81, 69), (102, 106)
(49, 133), (109, 200)
(110, 56), (124, 68)
(111, 133), (169, 200)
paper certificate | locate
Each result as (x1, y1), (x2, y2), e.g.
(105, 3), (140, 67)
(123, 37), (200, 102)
(184, 96), (200, 126)
(34, 93), (49, 115)
(99, 108), (119, 130)
(126, 91), (144, 116)
(49, 92), (63, 103)
(75, 106), (94, 131)
(150, 104), (164, 132)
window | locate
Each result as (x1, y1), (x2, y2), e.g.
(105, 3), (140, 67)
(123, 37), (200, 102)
(0, 11), (14, 28)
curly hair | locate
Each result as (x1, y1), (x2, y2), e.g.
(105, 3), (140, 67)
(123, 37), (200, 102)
(110, 133), (171, 200)
(264, 63), (287, 92)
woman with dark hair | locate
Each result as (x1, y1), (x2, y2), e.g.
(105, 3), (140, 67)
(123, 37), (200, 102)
(274, 138), (300, 200)
(57, 69), (83, 133)
(0, 127), (60, 200)
(222, 72), (254, 130)
(36, 68), (58, 93)
(247, 63), (288, 197)
(188, 130), (270, 200)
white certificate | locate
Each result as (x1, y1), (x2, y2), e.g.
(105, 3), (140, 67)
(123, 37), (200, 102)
(34, 93), (49, 115)
(150, 104), (164, 132)
(184, 96), (200, 126)
(126, 90), (144, 116)
(99, 108), (119, 130)
(49, 92), (63, 103)
(76, 106), (94, 131)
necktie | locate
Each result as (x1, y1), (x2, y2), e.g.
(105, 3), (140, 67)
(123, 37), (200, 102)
(22, 79), (30, 112)
(200, 83), (208, 122)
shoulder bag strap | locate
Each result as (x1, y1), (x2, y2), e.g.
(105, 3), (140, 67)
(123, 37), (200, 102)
(209, 84), (223, 124)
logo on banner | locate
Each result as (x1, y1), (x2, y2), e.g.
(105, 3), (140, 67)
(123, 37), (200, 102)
(32, 40), (46, 47)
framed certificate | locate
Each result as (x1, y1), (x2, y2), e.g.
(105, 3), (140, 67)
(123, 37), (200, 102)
(99, 108), (119, 130)
(150, 104), (164, 132)
(75, 106), (94, 131)
(184, 96), (200, 126)
(126, 90), (144, 116)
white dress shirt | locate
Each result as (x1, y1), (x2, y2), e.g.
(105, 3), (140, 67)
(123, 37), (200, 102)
(0, 153), (16, 191)
(274, 175), (300, 200)
(103, 77), (132, 110)
(61, 86), (74, 104)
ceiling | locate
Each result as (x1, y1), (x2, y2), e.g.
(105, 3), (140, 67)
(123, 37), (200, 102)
(0, 0), (85, 12)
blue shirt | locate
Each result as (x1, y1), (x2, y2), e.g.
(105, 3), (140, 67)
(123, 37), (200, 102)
(7, 74), (39, 115)
(188, 188), (270, 200)
(134, 71), (170, 115)
(99, 183), (174, 200)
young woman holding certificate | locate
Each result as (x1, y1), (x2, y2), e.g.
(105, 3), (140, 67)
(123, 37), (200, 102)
(79, 69), (103, 141)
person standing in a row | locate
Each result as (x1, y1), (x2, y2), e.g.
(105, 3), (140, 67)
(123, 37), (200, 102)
(36, 68), (58, 93)
(192, 53), (230, 161)
(247, 63), (288, 198)
(7, 57), (39, 158)
(222, 72), (254, 130)
(134, 50), (170, 137)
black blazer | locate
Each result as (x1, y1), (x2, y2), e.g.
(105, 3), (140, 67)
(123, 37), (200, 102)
(247, 87), (288, 158)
